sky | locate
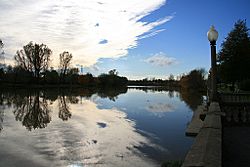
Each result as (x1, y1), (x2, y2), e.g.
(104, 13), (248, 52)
(0, 0), (250, 80)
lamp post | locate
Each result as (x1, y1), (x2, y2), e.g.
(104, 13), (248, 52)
(207, 25), (219, 101)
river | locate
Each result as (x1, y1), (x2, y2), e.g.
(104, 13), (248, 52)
(0, 87), (204, 167)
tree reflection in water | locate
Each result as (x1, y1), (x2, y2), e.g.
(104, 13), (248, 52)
(0, 93), (3, 132)
(0, 92), (13, 133)
(58, 95), (72, 121)
(129, 86), (204, 111)
(179, 88), (205, 111)
(0, 109), (3, 132)
(0, 86), (204, 132)
(0, 87), (127, 131)
(13, 92), (52, 131)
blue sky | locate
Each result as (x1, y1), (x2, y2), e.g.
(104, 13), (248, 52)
(0, 0), (250, 79)
(94, 0), (250, 79)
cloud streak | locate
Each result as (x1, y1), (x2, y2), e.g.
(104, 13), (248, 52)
(145, 52), (177, 67)
(0, 0), (171, 67)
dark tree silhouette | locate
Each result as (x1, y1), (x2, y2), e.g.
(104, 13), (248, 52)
(218, 20), (250, 90)
(0, 39), (3, 57)
(44, 69), (59, 84)
(78, 73), (95, 86)
(0, 39), (3, 48)
(169, 74), (175, 81)
(98, 69), (128, 87)
(65, 67), (79, 84)
(14, 42), (52, 82)
(59, 51), (72, 83)
(108, 69), (118, 75)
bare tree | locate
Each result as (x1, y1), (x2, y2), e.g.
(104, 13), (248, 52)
(169, 74), (175, 81)
(59, 51), (72, 83)
(0, 39), (3, 54)
(14, 42), (52, 81)
(0, 39), (5, 67)
(108, 69), (118, 75)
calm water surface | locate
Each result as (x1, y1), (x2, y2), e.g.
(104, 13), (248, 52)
(0, 87), (203, 167)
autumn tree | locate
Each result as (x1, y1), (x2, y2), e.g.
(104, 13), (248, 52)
(180, 68), (206, 90)
(59, 51), (72, 83)
(218, 20), (250, 89)
(14, 42), (52, 81)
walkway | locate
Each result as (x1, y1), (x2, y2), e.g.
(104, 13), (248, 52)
(223, 127), (250, 167)
(182, 92), (250, 167)
(220, 93), (250, 166)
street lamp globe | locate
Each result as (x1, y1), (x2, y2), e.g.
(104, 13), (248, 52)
(207, 25), (218, 43)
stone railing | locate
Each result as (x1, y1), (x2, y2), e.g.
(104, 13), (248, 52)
(221, 105), (250, 124)
(219, 92), (250, 104)
(219, 93), (250, 125)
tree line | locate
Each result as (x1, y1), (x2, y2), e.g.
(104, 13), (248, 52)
(0, 42), (128, 87)
(129, 69), (207, 91)
(128, 74), (179, 87)
(0, 40), (205, 90)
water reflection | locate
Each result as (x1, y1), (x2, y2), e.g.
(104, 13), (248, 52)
(0, 87), (203, 166)
(0, 87), (128, 132)
(179, 88), (205, 111)
(0, 87), (204, 132)
(58, 99), (159, 166)
(96, 87), (127, 101)
(129, 86), (176, 94)
(13, 93), (52, 130)
(0, 108), (3, 132)
(168, 89), (175, 98)
(58, 95), (72, 121)
(146, 103), (175, 113)
(0, 93), (6, 133)
(0, 90), (164, 166)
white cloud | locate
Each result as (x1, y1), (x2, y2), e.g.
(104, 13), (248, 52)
(145, 52), (177, 67)
(138, 29), (166, 39)
(0, 0), (171, 67)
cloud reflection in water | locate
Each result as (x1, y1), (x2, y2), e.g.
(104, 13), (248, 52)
(32, 99), (161, 167)
(145, 102), (176, 117)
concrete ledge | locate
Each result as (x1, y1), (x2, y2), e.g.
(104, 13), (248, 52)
(182, 102), (222, 167)
(182, 128), (221, 167)
(209, 102), (220, 112)
(203, 114), (221, 129)
(185, 105), (205, 136)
